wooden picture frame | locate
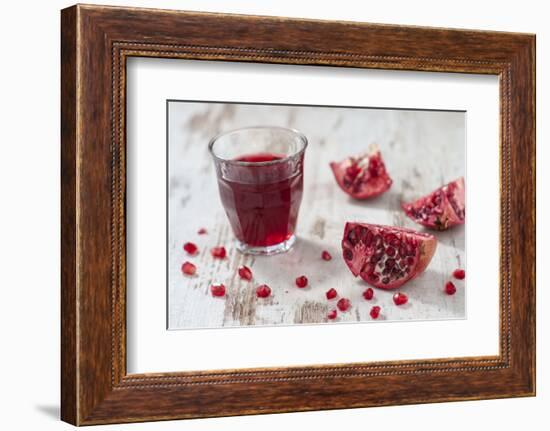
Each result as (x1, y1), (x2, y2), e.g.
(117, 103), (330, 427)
(61, 4), (535, 425)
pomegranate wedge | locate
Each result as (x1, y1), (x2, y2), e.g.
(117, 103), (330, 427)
(402, 177), (465, 230)
(342, 222), (437, 290)
(330, 145), (392, 199)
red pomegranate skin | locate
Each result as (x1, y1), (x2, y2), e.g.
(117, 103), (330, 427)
(342, 222), (437, 290)
(402, 177), (465, 230)
(329, 146), (392, 200)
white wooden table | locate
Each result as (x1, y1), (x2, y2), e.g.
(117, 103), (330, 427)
(168, 102), (465, 330)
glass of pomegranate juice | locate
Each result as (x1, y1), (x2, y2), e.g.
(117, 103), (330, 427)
(209, 126), (308, 255)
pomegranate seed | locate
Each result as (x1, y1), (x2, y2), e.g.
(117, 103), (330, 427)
(326, 288), (338, 300)
(445, 281), (457, 295)
(337, 298), (351, 312)
(238, 265), (253, 281)
(344, 248), (353, 261)
(211, 246), (227, 259)
(197, 228), (208, 235)
(181, 261), (196, 276)
(453, 269), (465, 280)
(322, 250), (332, 261)
(327, 309), (337, 320)
(210, 284), (226, 297)
(183, 242), (198, 255)
(256, 284), (271, 298)
(362, 288), (374, 300)
(393, 292), (408, 306)
(295, 275), (308, 288)
(370, 306), (381, 319)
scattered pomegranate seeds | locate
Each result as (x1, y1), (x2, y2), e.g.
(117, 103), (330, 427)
(327, 309), (337, 320)
(393, 292), (408, 306)
(453, 269), (466, 280)
(183, 242), (198, 255)
(337, 297), (351, 312)
(445, 281), (457, 295)
(181, 261), (196, 276)
(210, 284), (226, 297)
(362, 287), (374, 301)
(321, 250), (332, 261)
(370, 306), (381, 319)
(211, 246), (227, 259)
(295, 275), (308, 288)
(238, 265), (253, 281)
(256, 284), (272, 298)
(326, 288), (338, 300)
(197, 228), (208, 235)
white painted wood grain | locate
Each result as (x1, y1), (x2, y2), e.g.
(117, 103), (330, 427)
(168, 102), (465, 329)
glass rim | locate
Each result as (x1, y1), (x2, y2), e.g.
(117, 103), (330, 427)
(208, 126), (308, 167)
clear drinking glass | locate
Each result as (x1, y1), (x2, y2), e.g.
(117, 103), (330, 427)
(209, 126), (308, 255)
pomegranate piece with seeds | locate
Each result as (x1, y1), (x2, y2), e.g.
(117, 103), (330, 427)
(393, 292), (408, 306)
(370, 306), (381, 319)
(453, 268), (466, 280)
(183, 242), (198, 255)
(326, 288), (338, 300)
(327, 309), (337, 320)
(445, 281), (457, 295)
(210, 284), (226, 297)
(329, 145), (393, 200)
(211, 246), (227, 259)
(295, 275), (308, 288)
(181, 261), (196, 276)
(363, 287), (374, 300)
(256, 284), (271, 298)
(342, 222), (437, 290)
(402, 177), (465, 230)
(337, 298), (351, 312)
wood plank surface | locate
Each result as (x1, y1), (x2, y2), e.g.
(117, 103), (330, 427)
(168, 102), (466, 329)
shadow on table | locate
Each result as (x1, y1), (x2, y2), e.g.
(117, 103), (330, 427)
(432, 224), (465, 252)
(35, 404), (59, 420)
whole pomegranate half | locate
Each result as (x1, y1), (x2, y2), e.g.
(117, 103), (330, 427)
(402, 177), (465, 230)
(330, 146), (392, 199)
(342, 222), (437, 289)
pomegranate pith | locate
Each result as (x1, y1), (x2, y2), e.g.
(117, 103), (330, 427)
(342, 222), (437, 289)
(337, 298), (351, 312)
(183, 242), (198, 255)
(295, 275), (308, 288)
(445, 281), (457, 295)
(330, 145), (393, 200)
(393, 292), (408, 306)
(370, 306), (381, 319)
(402, 177), (465, 230)
(453, 269), (466, 280)
(210, 284), (226, 297)
(238, 265), (253, 281)
(322, 250), (332, 261)
(181, 261), (196, 276)
(211, 246), (227, 259)
(326, 288), (338, 300)
(256, 284), (271, 298)
(327, 309), (337, 320)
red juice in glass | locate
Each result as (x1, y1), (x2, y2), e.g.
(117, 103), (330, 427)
(209, 128), (307, 255)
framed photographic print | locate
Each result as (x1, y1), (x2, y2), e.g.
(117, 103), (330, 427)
(61, 4), (536, 425)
